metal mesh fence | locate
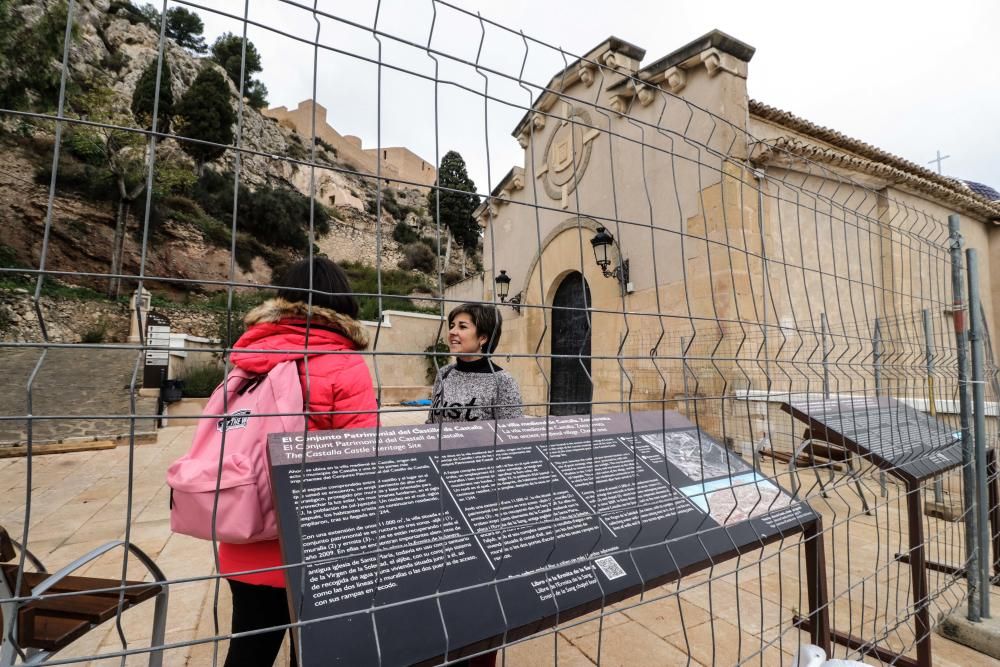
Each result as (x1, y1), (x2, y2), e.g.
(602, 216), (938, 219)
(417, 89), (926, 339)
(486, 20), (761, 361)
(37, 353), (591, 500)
(1, 1), (998, 666)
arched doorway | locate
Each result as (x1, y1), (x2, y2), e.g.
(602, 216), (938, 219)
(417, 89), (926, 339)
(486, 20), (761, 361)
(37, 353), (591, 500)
(549, 272), (593, 415)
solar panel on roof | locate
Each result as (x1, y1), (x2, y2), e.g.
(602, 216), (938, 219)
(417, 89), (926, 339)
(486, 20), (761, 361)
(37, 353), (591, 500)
(963, 179), (1000, 201)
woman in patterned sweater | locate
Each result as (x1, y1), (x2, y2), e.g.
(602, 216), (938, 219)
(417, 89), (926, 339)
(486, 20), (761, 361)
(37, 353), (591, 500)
(426, 302), (523, 423)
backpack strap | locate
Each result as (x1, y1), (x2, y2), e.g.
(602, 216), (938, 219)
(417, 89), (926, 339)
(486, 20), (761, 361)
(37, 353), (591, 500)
(236, 374), (266, 396)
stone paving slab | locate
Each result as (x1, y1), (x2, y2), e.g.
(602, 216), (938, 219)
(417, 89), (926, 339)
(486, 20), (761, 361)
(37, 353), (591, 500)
(0, 410), (998, 666)
(0, 348), (158, 446)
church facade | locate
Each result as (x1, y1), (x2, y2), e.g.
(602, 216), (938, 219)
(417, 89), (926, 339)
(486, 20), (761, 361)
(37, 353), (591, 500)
(471, 30), (1000, 445)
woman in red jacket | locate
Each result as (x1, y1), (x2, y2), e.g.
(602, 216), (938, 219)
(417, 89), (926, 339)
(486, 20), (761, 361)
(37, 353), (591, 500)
(222, 257), (378, 667)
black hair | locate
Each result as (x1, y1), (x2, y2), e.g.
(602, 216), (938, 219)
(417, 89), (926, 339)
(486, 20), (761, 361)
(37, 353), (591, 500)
(448, 303), (503, 354)
(276, 257), (360, 319)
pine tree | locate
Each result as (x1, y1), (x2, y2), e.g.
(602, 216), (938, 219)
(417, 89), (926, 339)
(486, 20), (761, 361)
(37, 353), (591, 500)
(165, 7), (207, 54)
(175, 68), (236, 172)
(427, 151), (481, 249)
(131, 56), (174, 134)
(210, 33), (268, 109)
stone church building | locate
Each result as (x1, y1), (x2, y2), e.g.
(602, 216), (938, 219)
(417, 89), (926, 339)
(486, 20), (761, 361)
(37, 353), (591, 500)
(467, 30), (1000, 443)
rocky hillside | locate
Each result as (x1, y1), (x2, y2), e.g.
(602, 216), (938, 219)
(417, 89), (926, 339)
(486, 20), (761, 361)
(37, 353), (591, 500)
(0, 0), (478, 313)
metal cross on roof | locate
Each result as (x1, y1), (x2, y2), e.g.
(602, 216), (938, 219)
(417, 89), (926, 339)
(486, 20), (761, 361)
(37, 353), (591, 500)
(928, 149), (950, 175)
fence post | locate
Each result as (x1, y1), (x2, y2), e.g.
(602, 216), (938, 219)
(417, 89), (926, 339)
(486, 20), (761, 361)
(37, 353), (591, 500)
(874, 318), (888, 497)
(873, 317), (882, 397)
(949, 213), (980, 622)
(966, 248), (991, 619)
(821, 312), (830, 399)
(681, 336), (690, 418)
(923, 309), (945, 504)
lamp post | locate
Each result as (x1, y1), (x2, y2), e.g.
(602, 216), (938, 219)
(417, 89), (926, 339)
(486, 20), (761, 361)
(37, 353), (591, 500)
(590, 226), (630, 293)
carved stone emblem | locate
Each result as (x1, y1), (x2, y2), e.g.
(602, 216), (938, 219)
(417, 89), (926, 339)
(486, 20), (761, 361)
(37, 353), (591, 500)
(538, 106), (598, 207)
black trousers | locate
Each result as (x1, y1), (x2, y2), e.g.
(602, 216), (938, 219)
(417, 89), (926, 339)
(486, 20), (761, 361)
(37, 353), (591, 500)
(225, 579), (298, 667)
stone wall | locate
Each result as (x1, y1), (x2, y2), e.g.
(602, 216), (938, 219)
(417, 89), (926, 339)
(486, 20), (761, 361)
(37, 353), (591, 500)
(1, 290), (220, 343)
(443, 272), (485, 307)
(320, 206), (473, 277)
(263, 101), (437, 191)
(361, 310), (445, 402)
(320, 209), (407, 270)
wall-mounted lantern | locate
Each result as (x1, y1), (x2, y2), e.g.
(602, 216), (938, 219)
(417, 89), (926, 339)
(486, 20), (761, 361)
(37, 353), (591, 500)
(494, 270), (522, 313)
(590, 226), (631, 293)
(494, 270), (512, 302)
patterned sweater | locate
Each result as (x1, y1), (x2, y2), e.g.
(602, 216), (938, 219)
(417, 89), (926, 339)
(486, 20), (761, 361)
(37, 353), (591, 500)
(426, 357), (524, 423)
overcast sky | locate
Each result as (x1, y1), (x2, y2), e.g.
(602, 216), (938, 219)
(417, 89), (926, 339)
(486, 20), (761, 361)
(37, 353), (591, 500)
(190, 0), (1000, 197)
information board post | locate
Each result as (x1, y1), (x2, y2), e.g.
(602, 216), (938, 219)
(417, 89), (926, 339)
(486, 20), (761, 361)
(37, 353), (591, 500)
(801, 518), (831, 656)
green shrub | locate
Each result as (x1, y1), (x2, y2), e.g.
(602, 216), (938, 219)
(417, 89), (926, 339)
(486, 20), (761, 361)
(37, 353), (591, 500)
(424, 339), (449, 383)
(102, 50), (129, 72)
(419, 236), (441, 253)
(392, 221), (418, 244)
(315, 136), (337, 156)
(80, 323), (107, 344)
(161, 195), (201, 218)
(152, 161), (196, 198)
(62, 129), (106, 166)
(399, 242), (436, 274)
(341, 261), (436, 321)
(109, 1), (159, 27)
(180, 364), (225, 397)
(0, 244), (21, 269)
(442, 269), (464, 286)
(368, 188), (417, 221)
(0, 0), (79, 109)
(192, 171), (330, 252)
(212, 290), (271, 349)
(36, 159), (117, 201)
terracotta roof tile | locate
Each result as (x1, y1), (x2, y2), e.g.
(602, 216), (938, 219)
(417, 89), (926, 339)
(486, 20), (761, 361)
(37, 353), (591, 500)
(749, 100), (1000, 221)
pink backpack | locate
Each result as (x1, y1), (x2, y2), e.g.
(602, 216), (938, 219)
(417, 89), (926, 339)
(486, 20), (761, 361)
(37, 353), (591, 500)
(167, 361), (304, 544)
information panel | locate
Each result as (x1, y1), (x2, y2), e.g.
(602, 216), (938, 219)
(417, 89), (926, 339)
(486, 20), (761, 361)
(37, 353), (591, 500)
(141, 311), (170, 389)
(267, 411), (816, 666)
(781, 396), (962, 482)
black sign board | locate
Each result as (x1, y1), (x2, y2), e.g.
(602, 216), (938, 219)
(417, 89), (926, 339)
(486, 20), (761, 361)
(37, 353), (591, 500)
(141, 311), (170, 389)
(266, 411), (816, 666)
(781, 396), (963, 482)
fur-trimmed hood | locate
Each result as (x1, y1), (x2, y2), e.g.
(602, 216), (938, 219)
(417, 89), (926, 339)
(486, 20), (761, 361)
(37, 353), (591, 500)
(243, 298), (369, 349)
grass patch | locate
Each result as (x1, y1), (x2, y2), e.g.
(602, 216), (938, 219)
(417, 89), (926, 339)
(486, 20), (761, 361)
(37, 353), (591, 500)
(0, 274), (115, 302)
(1, 244), (116, 301)
(341, 261), (437, 321)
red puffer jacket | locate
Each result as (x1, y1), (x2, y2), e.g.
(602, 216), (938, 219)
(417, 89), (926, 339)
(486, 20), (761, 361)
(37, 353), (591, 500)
(219, 298), (378, 588)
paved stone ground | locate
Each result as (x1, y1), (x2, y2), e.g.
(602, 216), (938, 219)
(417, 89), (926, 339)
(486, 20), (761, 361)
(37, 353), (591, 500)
(0, 348), (158, 446)
(1, 408), (998, 666)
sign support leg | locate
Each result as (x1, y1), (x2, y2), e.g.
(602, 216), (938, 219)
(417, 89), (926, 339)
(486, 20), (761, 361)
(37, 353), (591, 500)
(803, 518), (831, 655)
(906, 480), (933, 667)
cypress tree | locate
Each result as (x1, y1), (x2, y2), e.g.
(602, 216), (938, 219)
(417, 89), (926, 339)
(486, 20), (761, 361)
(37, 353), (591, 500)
(427, 151), (481, 249)
(175, 68), (236, 172)
(131, 55), (174, 134)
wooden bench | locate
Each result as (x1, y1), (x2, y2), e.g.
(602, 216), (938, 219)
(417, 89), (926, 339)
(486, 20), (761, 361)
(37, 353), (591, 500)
(0, 526), (168, 666)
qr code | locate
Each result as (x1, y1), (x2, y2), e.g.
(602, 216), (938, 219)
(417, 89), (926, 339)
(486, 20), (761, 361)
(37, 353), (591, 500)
(594, 556), (627, 580)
